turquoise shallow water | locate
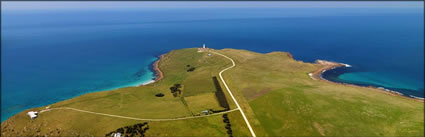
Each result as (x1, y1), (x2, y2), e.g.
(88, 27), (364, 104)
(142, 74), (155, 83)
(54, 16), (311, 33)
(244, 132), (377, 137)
(323, 66), (424, 98)
(2, 7), (423, 121)
(339, 72), (424, 91)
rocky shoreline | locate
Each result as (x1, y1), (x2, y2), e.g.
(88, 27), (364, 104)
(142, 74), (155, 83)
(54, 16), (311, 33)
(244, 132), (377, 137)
(153, 55), (164, 82)
(135, 54), (165, 87)
(310, 60), (424, 102)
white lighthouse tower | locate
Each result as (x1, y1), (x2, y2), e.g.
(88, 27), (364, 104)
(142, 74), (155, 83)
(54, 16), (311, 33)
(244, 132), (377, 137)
(198, 43), (209, 52)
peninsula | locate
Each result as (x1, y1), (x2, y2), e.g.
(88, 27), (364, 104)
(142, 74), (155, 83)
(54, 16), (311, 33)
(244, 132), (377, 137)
(1, 48), (423, 137)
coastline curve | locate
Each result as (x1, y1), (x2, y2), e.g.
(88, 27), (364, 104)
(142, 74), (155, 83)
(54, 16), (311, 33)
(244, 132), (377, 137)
(310, 60), (424, 102)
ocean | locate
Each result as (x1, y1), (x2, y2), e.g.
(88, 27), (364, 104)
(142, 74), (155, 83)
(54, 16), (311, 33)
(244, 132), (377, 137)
(1, 7), (423, 122)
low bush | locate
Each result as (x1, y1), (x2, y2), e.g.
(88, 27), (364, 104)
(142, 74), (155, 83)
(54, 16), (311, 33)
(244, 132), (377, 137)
(169, 84), (182, 97)
(155, 93), (164, 97)
(105, 123), (149, 137)
(187, 67), (196, 72)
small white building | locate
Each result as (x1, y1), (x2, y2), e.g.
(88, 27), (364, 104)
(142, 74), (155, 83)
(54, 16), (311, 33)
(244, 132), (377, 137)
(27, 111), (38, 119)
(201, 110), (210, 115)
(113, 132), (122, 137)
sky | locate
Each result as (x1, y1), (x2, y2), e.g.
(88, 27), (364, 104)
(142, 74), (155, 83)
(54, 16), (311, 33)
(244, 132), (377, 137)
(2, 1), (424, 11)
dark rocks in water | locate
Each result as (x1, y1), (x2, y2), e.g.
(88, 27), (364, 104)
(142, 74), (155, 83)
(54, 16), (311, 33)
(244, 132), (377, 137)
(187, 67), (195, 72)
(155, 93), (164, 97)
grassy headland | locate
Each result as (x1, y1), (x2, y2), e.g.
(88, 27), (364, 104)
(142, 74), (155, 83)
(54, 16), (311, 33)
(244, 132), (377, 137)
(1, 48), (423, 136)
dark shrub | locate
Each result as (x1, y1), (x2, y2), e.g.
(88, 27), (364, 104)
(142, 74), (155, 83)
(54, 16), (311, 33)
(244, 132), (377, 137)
(169, 84), (182, 97)
(170, 87), (178, 92)
(222, 113), (233, 137)
(143, 126), (149, 131)
(117, 128), (124, 133)
(105, 132), (114, 137)
(136, 123), (143, 127)
(187, 67), (196, 72)
(106, 122), (149, 137)
(212, 110), (226, 113)
(212, 77), (230, 109)
(155, 93), (164, 97)
(187, 65), (191, 67)
(174, 84), (181, 88)
(126, 127), (133, 134)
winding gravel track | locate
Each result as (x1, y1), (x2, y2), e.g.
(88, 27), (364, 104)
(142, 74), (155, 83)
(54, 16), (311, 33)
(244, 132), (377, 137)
(40, 107), (239, 121)
(39, 50), (257, 137)
(209, 51), (257, 137)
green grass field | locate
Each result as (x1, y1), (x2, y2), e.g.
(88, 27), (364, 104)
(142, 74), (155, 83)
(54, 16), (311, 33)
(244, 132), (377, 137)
(2, 48), (423, 136)
(182, 69), (216, 97)
(185, 93), (225, 114)
(217, 49), (424, 136)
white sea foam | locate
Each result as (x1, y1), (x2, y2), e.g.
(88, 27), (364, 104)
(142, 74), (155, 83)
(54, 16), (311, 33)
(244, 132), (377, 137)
(133, 80), (156, 87)
(391, 91), (403, 95)
(319, 73), (325, 80)
(376, 87), (404, 95)
(142, 80), (155, 86)
(409, 95), (424, 100)
(342, 63), (352, 67)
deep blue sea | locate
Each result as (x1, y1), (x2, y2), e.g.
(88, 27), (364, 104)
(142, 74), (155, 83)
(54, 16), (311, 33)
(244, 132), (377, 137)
(2, 8), (424, 121)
